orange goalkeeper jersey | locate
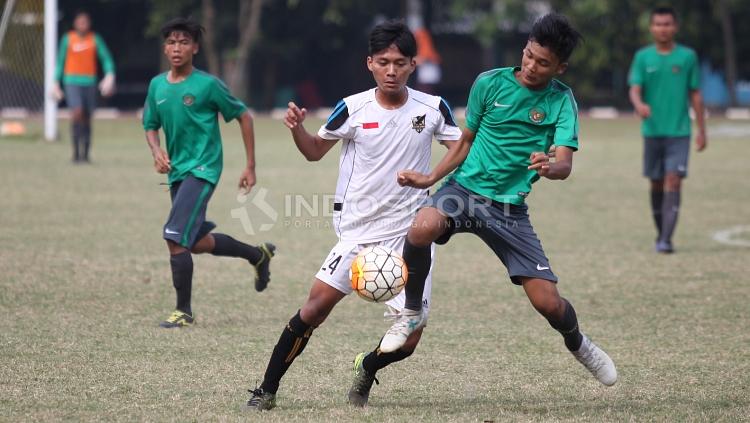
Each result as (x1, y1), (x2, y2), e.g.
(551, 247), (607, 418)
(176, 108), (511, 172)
(55, 31), (115, 86)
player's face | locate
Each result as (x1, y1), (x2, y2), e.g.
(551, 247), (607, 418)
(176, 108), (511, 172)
(73, 14), (90, 34)
(650, 13), (677, 44)
(517, 41), (567, 89)
(163, 32), (199, 68)
(367, 44), (416, 98)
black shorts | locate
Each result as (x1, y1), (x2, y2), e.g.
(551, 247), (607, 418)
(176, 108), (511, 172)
(643, 136), (690, 180)
(163, 175), (216, 248)
(63, 84), (97, 113)
(424, 179), (557, 285)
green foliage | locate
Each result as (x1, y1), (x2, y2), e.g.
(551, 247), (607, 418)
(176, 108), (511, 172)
(447, 0), (529, 47)
(57, 0), (750, 107)
(442, 0), (750, 105)
(145, 0), (200, 39)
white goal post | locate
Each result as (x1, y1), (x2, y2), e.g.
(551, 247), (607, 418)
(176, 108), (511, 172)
(44, 0), (56, 141)
(0, 0), (55, 140)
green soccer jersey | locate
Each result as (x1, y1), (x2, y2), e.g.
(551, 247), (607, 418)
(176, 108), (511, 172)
(453, 67), (579, 205)
(142, 69), (247, 185)
(628, 44), (700, 137)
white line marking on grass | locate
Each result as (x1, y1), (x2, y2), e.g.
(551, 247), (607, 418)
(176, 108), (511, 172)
(712, 226), (750, 247)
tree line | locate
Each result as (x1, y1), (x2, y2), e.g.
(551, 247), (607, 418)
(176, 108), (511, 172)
(57, 0), (749, 109)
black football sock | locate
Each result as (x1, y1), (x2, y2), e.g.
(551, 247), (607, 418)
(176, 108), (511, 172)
(650, 189), (664, 238)
(170, 251), (193, 315)
(659, 191), (681, 244)
(402, 238), (431, 312)
(81, 122), (91, 160)
(362, 346), (413, 374)
(71, 122), (82, 160)
(260, 311), (314, 394)
(212, 233), (263, 264)
(545, 299), (583, 352)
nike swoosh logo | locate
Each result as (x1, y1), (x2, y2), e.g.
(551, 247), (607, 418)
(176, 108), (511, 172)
(165, 229), (180, 235)
(157, 99), (167, 105)
(536, 264), (550, 271)
(71, 44), (91, 53)
(646, 67), (657, 73)
(494, 102), (512, 108)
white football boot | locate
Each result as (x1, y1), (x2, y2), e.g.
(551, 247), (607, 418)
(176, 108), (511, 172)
(572, 334), (618, 386)
(379, 308), (426, 353)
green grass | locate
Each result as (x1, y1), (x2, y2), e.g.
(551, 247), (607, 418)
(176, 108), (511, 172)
(1, 116), (749, 422)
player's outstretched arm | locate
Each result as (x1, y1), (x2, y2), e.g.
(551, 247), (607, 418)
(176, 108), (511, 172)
(237, 111), (257, 193)
(145, 130), (170, 174)
(284, 101), (338, 161)
(397, 127), (475, 189)
(629, 85), (651, 119)
(528, 145), (574, 180)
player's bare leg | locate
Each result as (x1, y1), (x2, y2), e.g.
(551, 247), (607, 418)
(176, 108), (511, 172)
(245, 280), (345, 411)
(380, 207), (447, 352)
(522, 278), (617, 386)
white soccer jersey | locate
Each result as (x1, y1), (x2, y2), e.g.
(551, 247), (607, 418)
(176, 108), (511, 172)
(317, 87), (461, 243)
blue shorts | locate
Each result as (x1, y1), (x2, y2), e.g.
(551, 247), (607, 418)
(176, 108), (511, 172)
(64, 84), (97, 113)
(424, 179), (557, 285)
(643, 136), (690, 180)
(163, 176), (216, 248)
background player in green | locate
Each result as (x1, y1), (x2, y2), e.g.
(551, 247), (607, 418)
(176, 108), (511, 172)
(378, 13), (618, 387)
(53, 10), (115, 163)
(628, 6), (707, 254)
(142, 18), (275, 328)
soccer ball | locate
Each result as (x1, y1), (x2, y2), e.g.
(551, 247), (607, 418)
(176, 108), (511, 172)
(349, 246), (408, 303)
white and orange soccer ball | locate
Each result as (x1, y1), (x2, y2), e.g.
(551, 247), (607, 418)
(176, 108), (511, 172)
(349, 246), (408, 303)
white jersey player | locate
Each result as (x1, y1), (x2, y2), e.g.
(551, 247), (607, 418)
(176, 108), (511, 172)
(244, 20), (460, 412)
(315, 86), (460, 313)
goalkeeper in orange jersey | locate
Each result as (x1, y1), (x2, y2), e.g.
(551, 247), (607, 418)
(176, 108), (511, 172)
(53, 11), (115, 163)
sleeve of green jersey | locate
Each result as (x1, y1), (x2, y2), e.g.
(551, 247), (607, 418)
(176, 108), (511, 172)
(465, 73), (490, 133)
(142, 80), (161, 131)
(628, 51), (643, 86)
(687, 50), (700, 90)
(94, 34), (115, 75)
(211, 77), (248, 122)
(55, 34), (69, 82)
(553, 92), (579, 151)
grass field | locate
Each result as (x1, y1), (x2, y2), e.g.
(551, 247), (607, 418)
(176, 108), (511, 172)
(1, 115), (749, 422)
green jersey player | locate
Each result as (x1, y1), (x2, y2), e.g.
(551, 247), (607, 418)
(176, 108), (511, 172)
(628, 6), (707, 253)
(142, 18), (275, 328)
(379, 13), (618, 388)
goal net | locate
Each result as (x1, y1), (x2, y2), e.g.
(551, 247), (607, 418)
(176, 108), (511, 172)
(0, 0), (44, 113)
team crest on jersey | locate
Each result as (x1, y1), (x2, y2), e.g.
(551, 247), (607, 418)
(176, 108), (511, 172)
(183, 94), (195, 106)
(412, 114), (426, 133)
(528, 108), (545, 124)
(672, 65), (681, 74)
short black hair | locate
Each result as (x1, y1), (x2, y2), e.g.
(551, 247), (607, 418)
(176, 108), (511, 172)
(368, 20), (417, 58)
(73, 10), (89, 20)
(528, 13), (582, 63)
(160, 17), (204, 45)
(651, 6), (678, 22)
